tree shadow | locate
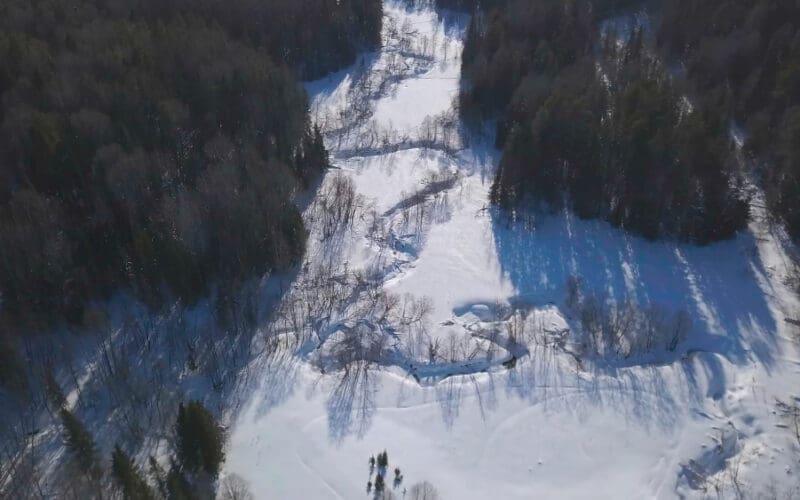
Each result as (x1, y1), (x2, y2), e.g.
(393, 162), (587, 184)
(326, 361), (380, 444)
(426, 204), (780, 435)
(491, 207), (779, 369)
(250, 349), (303, 420)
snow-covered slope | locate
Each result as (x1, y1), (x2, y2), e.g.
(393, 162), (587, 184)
(223, 2), (800, 498)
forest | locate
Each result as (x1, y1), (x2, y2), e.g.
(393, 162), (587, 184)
(0, 0), (383, 496)
(450, 0), (799, 244)
(656, 0), (800, 241)
(0, 0), (382, 329)
(2, 0), (799, 497)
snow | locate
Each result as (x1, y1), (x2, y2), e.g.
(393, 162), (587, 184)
(223, 1), (800, 498)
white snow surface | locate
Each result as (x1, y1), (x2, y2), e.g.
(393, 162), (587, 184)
(224, 2), (800, 498)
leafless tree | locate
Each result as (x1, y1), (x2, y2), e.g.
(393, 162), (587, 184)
(218, 473), (255, 500)
(408, 481), (441, 500)
(776, 398), (800, 447)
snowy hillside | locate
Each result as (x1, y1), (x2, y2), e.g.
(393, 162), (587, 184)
(223, 1), (800, 498)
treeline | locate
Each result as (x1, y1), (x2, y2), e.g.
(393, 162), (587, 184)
(132, 0), (383, 80)
(656, 0), (800, 240)
(0, 0), (382, 327)
(453, 0), (749, 243)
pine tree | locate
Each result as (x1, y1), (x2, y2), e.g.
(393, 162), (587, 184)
(111, 444), (155, 500)
(392, 466), (403, 488)
(175, 401), (225, 476)
(0, 339), (27, 398)
(165, 459), (194, 500)
(311, 124), (329, 168)
(43, 368), (65, 410)
(374, 473), (385, 492)
(59, 408), (100, 480)
(377, 450), (388, 468)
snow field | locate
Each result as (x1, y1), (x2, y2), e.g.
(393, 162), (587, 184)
(224, 1), (800, 498)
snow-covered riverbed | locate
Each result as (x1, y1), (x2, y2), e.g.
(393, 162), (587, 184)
(223, 1), (800, 498)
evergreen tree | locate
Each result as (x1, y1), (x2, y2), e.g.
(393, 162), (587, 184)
(175, 401), (225, 476)
(165, 460), (195, 500)
(43, 367), (65, 410)
(111, 444), (155, 500)
(374, 473), (385, 493)
(393, 467), (403, 488)
(59, 408), (100, 480)
(0, 338), (28, 398)
(377, 450), (388, 468)
(312, 125), (330, 170)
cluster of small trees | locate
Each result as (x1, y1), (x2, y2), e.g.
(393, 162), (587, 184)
(0, 0), (380, 329)
(455, 0), (749, 243)
(565, 276), (692, 359)
(367, 451), (405, 499)
(56, 399), (225, 498)
(315, 173), (363, 241)
(1, 291), (258, 498)
(315, 8), (445, 155)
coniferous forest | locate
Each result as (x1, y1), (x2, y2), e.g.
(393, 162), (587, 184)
(657, 0), (800, 242)
(450, 0), (799, 245)
(0, 0), (382, 328)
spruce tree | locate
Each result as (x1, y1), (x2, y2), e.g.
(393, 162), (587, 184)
(393, 467), (403, 487)
(165, 459), (195, 500)
(111, 444), (155, 500)
(312, 124), (329, 168)
(175, 401), (225, 476)
(0, 340), (27, 398)
(377, 450), (388, 468)
(43, 368), (65, 410)
(374, 473), (385, 492)
(59, 408), (100, 480)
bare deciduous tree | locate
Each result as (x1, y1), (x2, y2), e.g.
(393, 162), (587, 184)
(218, 473), (255, 500)
(408, 481), (440, 500)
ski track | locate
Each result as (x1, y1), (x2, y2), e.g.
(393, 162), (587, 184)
(294, 451), (347, 500)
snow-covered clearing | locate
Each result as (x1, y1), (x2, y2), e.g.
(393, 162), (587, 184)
(224, 1), (800, 498)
